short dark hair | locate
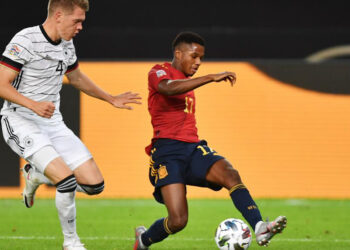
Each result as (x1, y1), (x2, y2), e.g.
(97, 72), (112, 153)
(172, 31), (205, 51)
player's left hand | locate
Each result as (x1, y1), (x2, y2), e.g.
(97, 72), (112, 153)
(211, 72), (236, 86)
(110, 92), (142, 110)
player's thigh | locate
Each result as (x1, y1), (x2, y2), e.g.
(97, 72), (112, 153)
(45, 122), (92, 169)
(43, 157), (74, 184)
(73, 158), (103, 184)
(149, 158), (187, 204)
(206, 159), (242, 189)
(187, 141), (224, 187)
(161, 183), (188, 219)
(44, 123), (103, 184)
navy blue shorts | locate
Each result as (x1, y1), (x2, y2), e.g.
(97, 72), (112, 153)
(148, 139), (225, 203)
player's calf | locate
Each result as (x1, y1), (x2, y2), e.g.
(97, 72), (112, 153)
(55, 175), (82, 249)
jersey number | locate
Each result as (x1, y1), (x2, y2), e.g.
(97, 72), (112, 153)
(184, 97), (194, 114)
(56, 60), (64, 75)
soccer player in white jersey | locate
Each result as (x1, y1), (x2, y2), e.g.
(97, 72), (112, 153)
(0, 0), (141, 249)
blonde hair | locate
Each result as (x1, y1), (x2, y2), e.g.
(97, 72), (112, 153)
(48, 0), (89, 16)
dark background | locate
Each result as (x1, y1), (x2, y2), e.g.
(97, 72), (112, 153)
(1, 0), (350, 60)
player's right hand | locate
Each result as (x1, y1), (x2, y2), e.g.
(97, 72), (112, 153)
(32, 101), (55, 118)
(211, 72), (236, 86)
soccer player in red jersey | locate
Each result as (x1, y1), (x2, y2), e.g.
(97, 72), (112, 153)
(134, 32), (287, 249)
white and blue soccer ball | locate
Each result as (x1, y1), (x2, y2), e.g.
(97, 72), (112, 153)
(214, 218), (252, 250)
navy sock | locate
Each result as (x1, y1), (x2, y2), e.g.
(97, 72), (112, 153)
(229, 184), (262, 230)
(141, 218), (172, 247)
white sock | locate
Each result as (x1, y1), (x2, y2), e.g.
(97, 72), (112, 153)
(75, 185), (87, 194)
(55, 190), (79, 246)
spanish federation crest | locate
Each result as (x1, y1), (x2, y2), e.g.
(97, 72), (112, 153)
(158, 164), (168, 179)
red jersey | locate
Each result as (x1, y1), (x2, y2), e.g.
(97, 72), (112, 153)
(146, 62), (199, 154)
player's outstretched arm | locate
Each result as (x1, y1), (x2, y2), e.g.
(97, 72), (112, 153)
(0, 66), (55, 118)
(158, 71), (236, 96)
(66, 68), (141, 110)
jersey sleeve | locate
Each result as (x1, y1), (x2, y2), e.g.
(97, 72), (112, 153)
(148, 65), (172, 91)
(66, 40), (79, 74)
(1, 33), (33, 72)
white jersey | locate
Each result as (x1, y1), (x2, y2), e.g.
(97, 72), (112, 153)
(0, 25), (78, 124)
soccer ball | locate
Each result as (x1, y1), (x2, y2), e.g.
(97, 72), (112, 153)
(214, 218), (252, 250)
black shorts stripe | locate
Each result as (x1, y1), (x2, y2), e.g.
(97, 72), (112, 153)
(3, 118), (21, 146)
(3, 117), (24, 152)
(3, 117), (15, 135)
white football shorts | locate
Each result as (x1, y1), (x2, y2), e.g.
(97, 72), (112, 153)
(1, 111), (92, 172)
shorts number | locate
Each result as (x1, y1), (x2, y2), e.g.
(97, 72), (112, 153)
(197, 145), (217, 156)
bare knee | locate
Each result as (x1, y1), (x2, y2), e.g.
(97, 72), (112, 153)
(168, 214), (188, 233)
(74, 159), (104, 184)
(207, 160), (242, 189)
(223, 166), (242, 188)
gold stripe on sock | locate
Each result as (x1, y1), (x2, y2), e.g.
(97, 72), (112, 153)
(163, 217), (173, 234)
(229, 184), (247, 194)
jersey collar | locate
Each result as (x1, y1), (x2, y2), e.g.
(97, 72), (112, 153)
(39, 25), (61, 46)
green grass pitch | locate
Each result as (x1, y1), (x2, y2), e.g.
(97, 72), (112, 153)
(0, 199), (349, 249)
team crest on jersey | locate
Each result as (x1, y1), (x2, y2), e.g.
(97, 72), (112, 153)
(23, 136), (34, 148)
(156, 69), (166, 78)
(158, 164), (168, 179)
(9, 45), (21, 56)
